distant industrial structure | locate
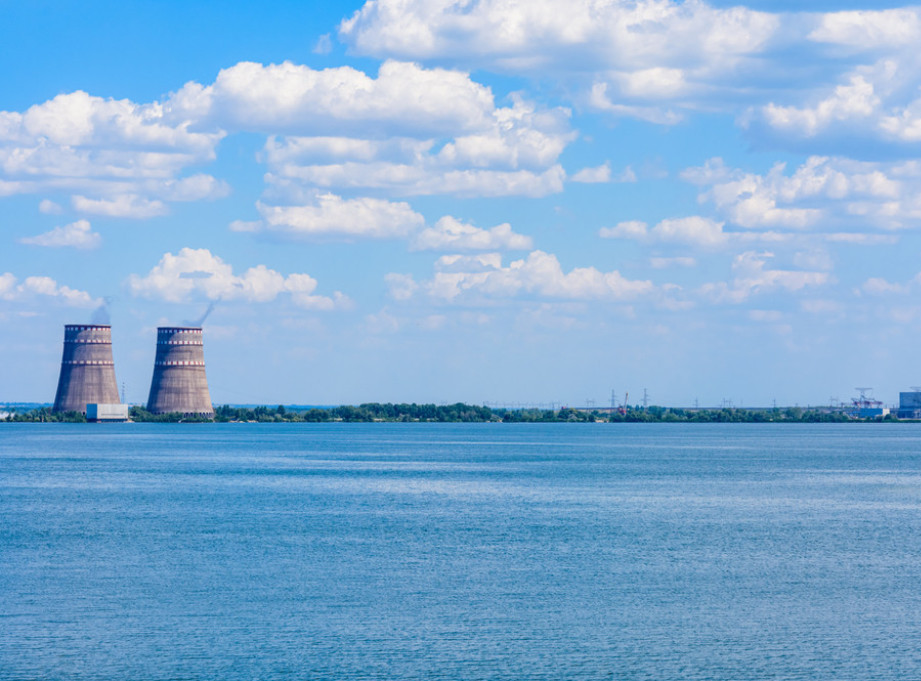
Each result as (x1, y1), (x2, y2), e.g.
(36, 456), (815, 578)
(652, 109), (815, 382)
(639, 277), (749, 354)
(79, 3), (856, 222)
(52, 324), (121, 414)
(87, 403), (129, 422)
(146, 326), (213, 418)
(898, 391), (921, 420)
(849, 388), (889, 420)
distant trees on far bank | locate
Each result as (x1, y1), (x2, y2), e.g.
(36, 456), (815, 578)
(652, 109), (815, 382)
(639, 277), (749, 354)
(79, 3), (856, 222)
(1, 402), (886, 424)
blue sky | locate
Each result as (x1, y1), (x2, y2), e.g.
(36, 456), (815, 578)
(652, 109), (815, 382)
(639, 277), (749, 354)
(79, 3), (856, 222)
(3, 0), (921, 408)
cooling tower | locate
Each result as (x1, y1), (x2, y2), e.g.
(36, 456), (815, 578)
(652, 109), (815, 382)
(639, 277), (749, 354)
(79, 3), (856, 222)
(146, 327), (214, 417)
(52, 324), (121, 413)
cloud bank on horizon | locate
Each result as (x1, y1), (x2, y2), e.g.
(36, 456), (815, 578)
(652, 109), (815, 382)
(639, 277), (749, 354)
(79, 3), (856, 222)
(2, 0), (921, 406)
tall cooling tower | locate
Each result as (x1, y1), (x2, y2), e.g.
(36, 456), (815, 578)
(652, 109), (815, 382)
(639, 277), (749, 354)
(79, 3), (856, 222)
(52, 324), (120, 413)
(146, 327), (214, 417)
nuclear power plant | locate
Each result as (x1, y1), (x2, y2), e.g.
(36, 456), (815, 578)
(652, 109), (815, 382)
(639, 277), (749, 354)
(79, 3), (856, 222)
(146, 326), (214, 417)
(52, 324), (121, 414)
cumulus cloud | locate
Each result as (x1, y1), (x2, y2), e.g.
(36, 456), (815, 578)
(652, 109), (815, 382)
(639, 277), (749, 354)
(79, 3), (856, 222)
(0, 90), (225, 213)
(335, 0), (921, 148)
(808, 9), (921, 51)
(571, 162), (611, 184)
(258, 92), (574, 198)
(859, 277), (906, 296)
(394, 250), (655, 303)
(38, 199), (62, 214)
(3, 59), (574, 217)
(685, 156), (921, 230)
(411, 216), (532, 251)
(246, 192), (424, 239)
(600, 220), (649, 240)
(269, 162), (566, 198)
(339, 0), (778, 79)
(0, 272), (100, 307)
(856, 267), (921, 297)
(19, 219), (101, 249)
(601, 217), (728, 247)
(128, 248), (347, 309)
(699, 251), (829, 303)
(385, 273), (419, 301)
(758, 73), (882, 139)
(747, 47), (921, 153)
(171, 59), (498, 137)
(71, 194), (168, 219)
(339, 0), (785, 124)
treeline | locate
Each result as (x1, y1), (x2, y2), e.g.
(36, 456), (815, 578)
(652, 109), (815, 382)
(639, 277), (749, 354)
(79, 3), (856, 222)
(137, 403), (860, 423)
(209, 403), (498, 423)
(3, 403), (884, 424)
(2, 407), (86, 422)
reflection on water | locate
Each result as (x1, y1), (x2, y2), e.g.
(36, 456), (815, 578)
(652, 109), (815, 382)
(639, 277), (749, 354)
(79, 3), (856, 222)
(3, 423), (921, 680)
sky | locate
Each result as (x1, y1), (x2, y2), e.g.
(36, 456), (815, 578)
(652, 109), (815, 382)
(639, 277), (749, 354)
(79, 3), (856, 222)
(2, 0), (921, 408)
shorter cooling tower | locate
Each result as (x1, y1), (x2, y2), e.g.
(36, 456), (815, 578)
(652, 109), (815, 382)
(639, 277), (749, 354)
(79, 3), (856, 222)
(146, 327), (214, 417)
(53, 324), (120, 414)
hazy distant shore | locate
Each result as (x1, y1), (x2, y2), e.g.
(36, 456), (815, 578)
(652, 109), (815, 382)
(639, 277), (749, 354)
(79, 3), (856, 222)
(2, 402), (899, 424)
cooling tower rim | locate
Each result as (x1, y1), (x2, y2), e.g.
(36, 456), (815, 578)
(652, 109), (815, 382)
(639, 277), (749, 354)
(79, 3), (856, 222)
(64, 324), (111, 330)
(157, 326), (203, 331)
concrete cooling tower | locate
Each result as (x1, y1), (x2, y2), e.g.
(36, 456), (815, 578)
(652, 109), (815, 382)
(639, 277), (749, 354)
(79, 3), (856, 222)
(146, 327), (214, 417)
(52, 324), (120, 413)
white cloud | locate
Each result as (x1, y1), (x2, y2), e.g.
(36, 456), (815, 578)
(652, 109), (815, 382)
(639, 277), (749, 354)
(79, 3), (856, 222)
(808, 10), (921, 50)
(401, 250), (655, 303)
(761, 75), (881, 138)
(588, 84), (684, 125)
(3, 59), (576, 217)
(614, 166), (638, 183)
(685, 156), (919, 230)
(253, 192), (424, 239)
(0, 273), (15, 297)
(335, 0), (921, 146)
(71, 194), (168, 219)
(19, 219), (100, 249)
(411, 216), (532, 251)
(339, 0), (781, 124)
(618, 68), (689, 99)
(571, 162), (611, 184)
(228, 220), (262, 233)
(0, 272), (99, 307)
(650, 256), (696, 269)
(268, 162), (566, 197)
(699, 251), (829, 303)
(0, 90), (225, 213)
(599, 220), (648, 240)
(38, 199), (62, 214)
(172, 59), (498, 137)
(339, 0), (779, 75)
(313, 34), (333, 55)
(860, 277), (906, 296)
(652, 217), (728, 247)
(385, 273), (419, 301)
(159, 174), (230, 202)
(749, 53), (921, 150)
(128, 247), (346, 309)
(601, 216), (727, 247)
(258, 93), (574, 198)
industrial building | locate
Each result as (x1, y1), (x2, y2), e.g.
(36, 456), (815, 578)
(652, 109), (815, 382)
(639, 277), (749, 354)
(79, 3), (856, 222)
(898, 392), (921, 419)
(52, 324), (121, 414)
(87, 403), (129, 422)
(146, 326), (214, 417)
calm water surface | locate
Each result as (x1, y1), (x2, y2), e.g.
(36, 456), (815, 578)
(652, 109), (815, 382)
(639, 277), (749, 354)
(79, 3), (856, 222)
(3, 423), (921, 680)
